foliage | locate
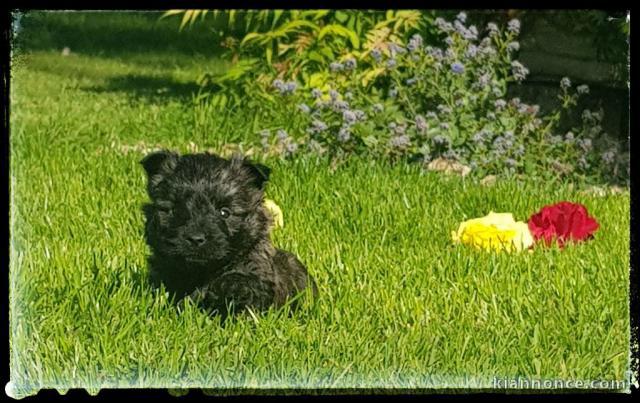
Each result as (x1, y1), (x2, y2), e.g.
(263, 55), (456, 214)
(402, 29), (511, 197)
(164, 10), (436, 110)
(255, 14), (629, 186)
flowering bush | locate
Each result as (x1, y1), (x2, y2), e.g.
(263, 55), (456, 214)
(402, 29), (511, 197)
(255, 13), (628, 185)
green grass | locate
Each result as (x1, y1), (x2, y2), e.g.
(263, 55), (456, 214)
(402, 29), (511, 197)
(9, 12), (631, 397)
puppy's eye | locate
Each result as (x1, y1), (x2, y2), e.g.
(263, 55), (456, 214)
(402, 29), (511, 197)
(219, 207), (231, 219)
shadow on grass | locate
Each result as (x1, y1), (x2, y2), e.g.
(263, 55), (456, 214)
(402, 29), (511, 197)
(83, 74), (202, 103)
(14, 11), (225, 59)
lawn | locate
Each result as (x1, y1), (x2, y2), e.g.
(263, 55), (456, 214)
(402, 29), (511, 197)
(8, 12), (631, 397)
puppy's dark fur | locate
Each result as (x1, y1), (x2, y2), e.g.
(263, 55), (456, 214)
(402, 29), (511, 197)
(141, 151), (317, 317)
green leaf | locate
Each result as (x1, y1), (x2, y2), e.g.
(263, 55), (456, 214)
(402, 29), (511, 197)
(318, 24), (360, 49)
(319, 46), (334, 60)
(308, 51), (325, 64)
(266, 44), (273, 65)
(272, 10), (284, 29)
(161, 10), (185, 20)
(335, 11), (349, 23)
(241, 32), (263, 46)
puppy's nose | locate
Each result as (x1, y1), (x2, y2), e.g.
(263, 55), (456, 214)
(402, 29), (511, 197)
(187, 233), (207, 247)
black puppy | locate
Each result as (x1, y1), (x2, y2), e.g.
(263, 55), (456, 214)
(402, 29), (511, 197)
(141, 151), (317, 318)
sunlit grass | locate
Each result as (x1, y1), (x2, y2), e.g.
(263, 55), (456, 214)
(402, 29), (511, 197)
(8, 12), (631, 397)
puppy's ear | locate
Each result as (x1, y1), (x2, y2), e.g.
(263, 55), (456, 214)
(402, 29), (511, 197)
(140, 150), (179, 198)
(242, 159), (271, 190)
(140, 150), (178, 178)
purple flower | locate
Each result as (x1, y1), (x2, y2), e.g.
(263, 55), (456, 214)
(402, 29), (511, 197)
(407, 33), (423, 52)
(443, 149), (459, 160)
(445, 36), (454, 46)
(472, 131), (486, 143)
(435, 17), (454, 33)
(465, 44), (478, 58)
(577, 138), (592, 151)
(298, 103), (311, 113)
(285, 141), (299, 155)
(342, 109), (357, 124)
(468, 25), (478, 38)
(445, 48), (455, 59)
(601, 149), (616, 164)
(329, 89), (340, 100)
(577, 156), (589, 170)
(311, 88), (322, 98)
(386, 58), (397, 69)
(560, 77), (571, 89)
(337, 127), (351, 143)
(354, 109), (366, 121)
(474, 72), (491, 88)
(283, 81), (298, 94)
(437, 104), (452, 115)
(451, 62), (465, 74)
(549, 135), (563, 145)
(389, 134), (411, 149)
(511, 60), (529, 81)
(392, 122), (406, 135)
(276, 129), (288, 142)
(494, 99), (507, 109)
(507, 19), (521, 35)
(487, 22), (499, 36)
(415, 115), (428, 133)
(564, 131), (575, 143)
(454, 20), (466, 35)
(433, 134), (450, 146)
(388, 42), (406, 57)
(272, 79), (285, 90)
(309, 120), (328, 133)
(371, 48), (382, 62)
(517, 103), (530, 114)
(426, 47), (444, 60)
(333, 100), (349, 111)
(577, 84), (590, 94)
(344, 57), (357, 70)
(480, 45), (496, 56)
(330, 62), (344, 72)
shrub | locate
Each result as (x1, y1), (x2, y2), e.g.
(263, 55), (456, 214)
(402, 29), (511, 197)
(256, 13), (628, 185)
